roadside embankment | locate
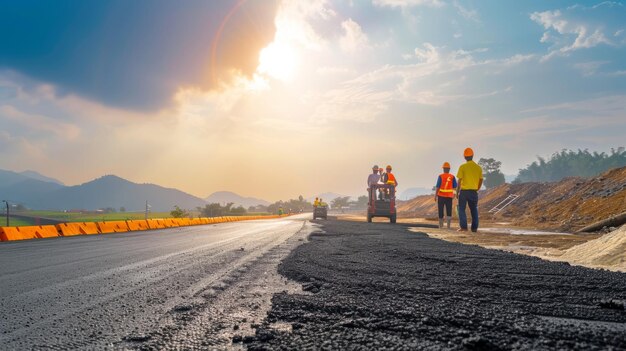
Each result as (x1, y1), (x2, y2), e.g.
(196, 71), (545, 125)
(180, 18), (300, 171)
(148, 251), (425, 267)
(398, 166), (626, 232)
(244, 220), (626, 350)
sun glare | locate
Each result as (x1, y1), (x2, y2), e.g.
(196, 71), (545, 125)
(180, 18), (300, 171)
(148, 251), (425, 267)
(257, 42), (297, 81)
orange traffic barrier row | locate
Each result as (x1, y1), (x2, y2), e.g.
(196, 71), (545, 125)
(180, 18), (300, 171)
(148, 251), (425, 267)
(96, 220), (130, 234)
(0, 214), (293, 242)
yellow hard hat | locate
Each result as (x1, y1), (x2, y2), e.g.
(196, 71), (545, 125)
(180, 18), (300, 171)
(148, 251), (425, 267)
(464, 148), (474, 157)
(443, 162), (451, 169)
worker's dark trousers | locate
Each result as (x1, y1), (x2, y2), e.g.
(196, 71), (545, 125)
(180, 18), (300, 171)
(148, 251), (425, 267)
(458, 190), (479, 231)
(437, 197), (453, 218)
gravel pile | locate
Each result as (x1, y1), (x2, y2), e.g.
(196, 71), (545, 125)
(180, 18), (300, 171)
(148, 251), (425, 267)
(244, 220), (626, 350)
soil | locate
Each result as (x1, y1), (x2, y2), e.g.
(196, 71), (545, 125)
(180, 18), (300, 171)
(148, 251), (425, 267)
(397, 166), (626, 232)
(243, 220), (626, 350)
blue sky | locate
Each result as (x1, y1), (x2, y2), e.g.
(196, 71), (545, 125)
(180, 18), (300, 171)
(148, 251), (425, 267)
(0, 0), (624, 200)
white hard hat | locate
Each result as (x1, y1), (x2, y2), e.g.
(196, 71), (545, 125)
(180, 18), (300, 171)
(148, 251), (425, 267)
(373, 165), (379, 170)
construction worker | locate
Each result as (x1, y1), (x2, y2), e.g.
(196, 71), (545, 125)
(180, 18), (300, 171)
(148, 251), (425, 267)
(456, 148), (483, 232)
(278, 206), (284, 215)
(435, 162), (457, 229)
(378, 166), (385, 200)
(384, 165), (398, 200)
(319, 198), (326, 207)
(368, 165), (381, 199)
(313, 197), (320, 207)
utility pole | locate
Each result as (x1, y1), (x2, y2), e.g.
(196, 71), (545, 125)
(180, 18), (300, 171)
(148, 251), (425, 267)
(2, 200), (8, 226)
(145, 200), (149, 220)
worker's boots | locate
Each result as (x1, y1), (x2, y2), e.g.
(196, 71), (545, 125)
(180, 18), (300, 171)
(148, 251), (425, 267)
(446, 216), (452, 229)
(438, 218), (444, 229)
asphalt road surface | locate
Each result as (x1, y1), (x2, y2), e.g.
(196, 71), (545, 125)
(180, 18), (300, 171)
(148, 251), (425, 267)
(0, 215), (311, 349)
(246, 220), (626, 350)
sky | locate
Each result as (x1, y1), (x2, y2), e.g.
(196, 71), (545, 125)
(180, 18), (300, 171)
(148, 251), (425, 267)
(0, 0), (625, 201)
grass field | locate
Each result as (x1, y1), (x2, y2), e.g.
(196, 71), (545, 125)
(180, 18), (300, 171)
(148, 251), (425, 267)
(17, 211), (176, 223)
(2, 218), (35, 227)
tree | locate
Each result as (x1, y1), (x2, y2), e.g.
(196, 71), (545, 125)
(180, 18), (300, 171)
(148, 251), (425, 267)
(119, 206), (126, 212)
(514, 147), (626, 183)
(478, 158), (506, 189)
(170, 205), (188, 218)
(354, 195), (368, 209)
(331, 196), (351, 209)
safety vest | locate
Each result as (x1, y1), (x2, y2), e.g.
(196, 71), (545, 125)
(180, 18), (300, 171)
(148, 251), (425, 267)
(386, 172), (397, 185)
(437, 173), (455, 198)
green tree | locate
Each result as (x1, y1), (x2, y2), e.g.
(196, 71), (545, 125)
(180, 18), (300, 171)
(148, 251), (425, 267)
(478, 158), (506, 189)
(119, 206), (126, 212)
(331, 196), (351, 209)
(170, 205), (188, 218)
(514, 147), (626, 183)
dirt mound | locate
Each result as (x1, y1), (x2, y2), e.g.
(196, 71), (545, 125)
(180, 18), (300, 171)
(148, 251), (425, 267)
(398, 166), (626, 231)
(559, 225), (626, 271)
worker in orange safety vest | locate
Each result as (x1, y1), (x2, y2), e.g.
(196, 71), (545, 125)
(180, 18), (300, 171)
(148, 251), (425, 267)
(384, 165), (398, 200)
(434, 162), (458, 229)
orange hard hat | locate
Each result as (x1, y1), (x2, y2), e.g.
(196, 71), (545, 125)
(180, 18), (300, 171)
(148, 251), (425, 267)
(386, 165), (392, 170)
(442, 162), (451, 169)
(464, 148), (474, 157)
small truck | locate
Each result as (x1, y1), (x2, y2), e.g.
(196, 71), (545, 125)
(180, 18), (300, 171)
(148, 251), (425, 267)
(313, 205), (328, 220)
(367, 184), (396, 223)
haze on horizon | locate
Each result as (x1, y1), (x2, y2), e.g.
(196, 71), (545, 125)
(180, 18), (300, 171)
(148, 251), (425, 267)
(0, 0), (625, 201)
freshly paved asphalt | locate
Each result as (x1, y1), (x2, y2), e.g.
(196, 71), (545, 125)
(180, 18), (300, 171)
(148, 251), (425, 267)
(0, 215), (310, 349)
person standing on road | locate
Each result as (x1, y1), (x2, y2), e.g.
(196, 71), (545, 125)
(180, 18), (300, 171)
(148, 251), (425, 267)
(378, 166), (386, 200)
(435, 162), (457, 229)
(368, 165), (381, 200)
(456, 148), (483, 232)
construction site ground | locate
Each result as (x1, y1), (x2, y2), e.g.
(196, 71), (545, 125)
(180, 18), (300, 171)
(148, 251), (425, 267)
(338, 214), (625, 273)
(245, 220), (626, 350)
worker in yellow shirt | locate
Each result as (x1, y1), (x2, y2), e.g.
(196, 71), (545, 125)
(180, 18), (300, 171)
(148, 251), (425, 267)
(456, 148), (483, 232)
(313, 197), (320, 207)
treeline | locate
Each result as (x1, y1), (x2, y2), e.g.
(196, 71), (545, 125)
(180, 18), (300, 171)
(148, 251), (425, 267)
(514, 148), (626, 183)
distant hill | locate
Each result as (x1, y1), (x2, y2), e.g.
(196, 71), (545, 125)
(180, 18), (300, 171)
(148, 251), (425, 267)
(205, 191), (269, 208)
(398, 187), (432, 200)
(19, 170), (64, 185)
(0, 170), (206, 212)
(39, 175), (206, 212)
(0, 169), (64, 205)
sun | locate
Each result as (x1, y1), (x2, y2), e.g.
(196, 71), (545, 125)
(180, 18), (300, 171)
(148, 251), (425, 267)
(257, 42), (297, 82)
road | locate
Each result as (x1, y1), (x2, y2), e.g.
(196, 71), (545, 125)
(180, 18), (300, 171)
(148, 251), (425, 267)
(0, 215), (311, 349)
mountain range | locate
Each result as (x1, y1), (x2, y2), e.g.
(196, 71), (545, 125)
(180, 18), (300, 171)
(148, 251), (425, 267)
(0, 170), (205, 212)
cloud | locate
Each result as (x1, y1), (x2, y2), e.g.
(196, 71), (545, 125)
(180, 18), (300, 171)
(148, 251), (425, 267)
(530, 2), (625, 60)
(0, 1), (279, 111)
(453, 1), (480, 22)
(372, 0), (444, 8)
(339, 19), (371, 52)
(573, 61), (610, 76)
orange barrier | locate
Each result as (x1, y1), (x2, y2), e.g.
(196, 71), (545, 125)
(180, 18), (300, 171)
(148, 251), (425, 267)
(146, 219), (165, 230)
(96, 221), (130, 234)
(0, 227), (34, 241)
(126, 220), (149, 231)
(56, 222), (100, 236)
(0, 214), (292, 242)
(0, 225), (60, 241)
(163, 218), (179, 227)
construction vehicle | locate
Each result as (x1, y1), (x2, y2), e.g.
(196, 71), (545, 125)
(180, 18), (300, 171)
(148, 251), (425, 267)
(367, 184), (396, 223)
(313, 205), (328, 220)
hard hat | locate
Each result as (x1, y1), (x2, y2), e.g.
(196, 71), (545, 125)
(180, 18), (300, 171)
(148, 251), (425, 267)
(373, 165), (379, 170)
(464, 148), (474, 157)
(386, 165), (392, 170)
(442, 162), (451, 169)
